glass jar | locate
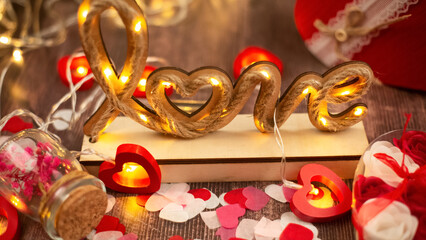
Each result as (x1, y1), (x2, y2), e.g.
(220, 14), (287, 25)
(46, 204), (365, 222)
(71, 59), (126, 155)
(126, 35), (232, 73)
(0, 129), (107, 240)
(352, 130), (424, 240)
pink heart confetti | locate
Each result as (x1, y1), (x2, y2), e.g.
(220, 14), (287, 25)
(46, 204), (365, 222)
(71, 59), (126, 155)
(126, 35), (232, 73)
(224, 188), (247, 208)
(216, 204), (246, 229)
(188, 188), (211, 201)
(216, 226), (237, 240)
(265, 184), (287, 203)
(200, 211), (221, 229)
(93, 231), (123, 240)
(280, 223), (314, 240)
(242, 186), (270, 211)
(283, 186), (297, 202)
(117, 233), (138, 240)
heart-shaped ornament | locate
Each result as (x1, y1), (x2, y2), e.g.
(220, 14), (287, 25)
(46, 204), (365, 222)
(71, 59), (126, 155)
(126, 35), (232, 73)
(290, 164), (352, 222)
(98, 144), (161, 194)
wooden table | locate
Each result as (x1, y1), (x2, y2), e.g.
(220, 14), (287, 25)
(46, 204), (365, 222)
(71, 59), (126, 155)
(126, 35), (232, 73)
(1, 0), (425, 239)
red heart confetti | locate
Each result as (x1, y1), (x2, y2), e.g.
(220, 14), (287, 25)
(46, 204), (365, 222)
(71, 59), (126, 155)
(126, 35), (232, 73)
(216, 204), (246, 229)
(188, 188), (211, 201)
(96, 215), (119, 233)
(242, 186), (270, 211)
(136, 194), (152, 207)
(168, 236), (185, 240)
(280, 223), (314, 240)
(116, 223), (126, 235)
(224, 188), (247, 208)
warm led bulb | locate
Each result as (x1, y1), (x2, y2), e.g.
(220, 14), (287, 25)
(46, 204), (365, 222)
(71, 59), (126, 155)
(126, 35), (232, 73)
(139, 114), (148, 122)
(123, 163), (138, 173)
(120, 76), (129, 84)
(319, 117), (327, 126)
(340, 90), (351, 95)
(0, 36), (10, 44)
(303, 88), (309, 94)
(354, 107), (363, 116)
(162, 82), (172, 87)
(104, 67), (113, 78)
(12, 49), (23, 63)
(134, 21), (142, 32)
(210, 77), (220, 86)
(260, 70), (270, 79)
(139, 78), (147, 86)
(75, 66), (88, 77)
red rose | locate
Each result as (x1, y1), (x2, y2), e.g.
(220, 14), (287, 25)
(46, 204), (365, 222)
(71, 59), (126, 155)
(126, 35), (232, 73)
(354, 175), (395, 210)
(402, 166), (426, 240)
(394, 130), (426, 166)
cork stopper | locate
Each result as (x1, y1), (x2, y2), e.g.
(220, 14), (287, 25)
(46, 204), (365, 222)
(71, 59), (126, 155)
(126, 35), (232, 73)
(55, 185), (107, 240)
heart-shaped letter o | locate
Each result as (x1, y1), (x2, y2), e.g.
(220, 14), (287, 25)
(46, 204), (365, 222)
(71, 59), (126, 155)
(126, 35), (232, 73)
(98, 144), (161, 194)
(290, 164), (352, 222)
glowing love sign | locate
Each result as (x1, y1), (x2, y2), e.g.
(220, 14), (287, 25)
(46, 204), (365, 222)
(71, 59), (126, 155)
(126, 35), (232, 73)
(78, 0), (374, 141)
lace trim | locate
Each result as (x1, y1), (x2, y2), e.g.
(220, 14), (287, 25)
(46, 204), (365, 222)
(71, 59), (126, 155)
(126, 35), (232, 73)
(306, 0), (419, 66)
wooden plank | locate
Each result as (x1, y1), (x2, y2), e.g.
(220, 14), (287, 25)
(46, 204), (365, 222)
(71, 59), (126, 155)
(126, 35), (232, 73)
(81, 113), (368, 181)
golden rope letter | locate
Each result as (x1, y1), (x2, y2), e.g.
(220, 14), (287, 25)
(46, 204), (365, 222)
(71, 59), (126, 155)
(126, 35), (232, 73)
(79, 0), (374, 141)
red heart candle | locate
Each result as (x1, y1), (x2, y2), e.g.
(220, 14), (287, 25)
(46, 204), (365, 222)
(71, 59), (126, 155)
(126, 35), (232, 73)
(134, 66), (173, 98)
(290, 164), (352, 222)
(98, 144), (161, 194)
(57, 54), (94, 91)
(233, 46), (283, 80)
(0, 196), (20, 240)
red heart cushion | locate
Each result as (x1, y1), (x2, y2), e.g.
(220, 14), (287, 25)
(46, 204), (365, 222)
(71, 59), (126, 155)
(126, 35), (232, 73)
(294, 0), (426, 91)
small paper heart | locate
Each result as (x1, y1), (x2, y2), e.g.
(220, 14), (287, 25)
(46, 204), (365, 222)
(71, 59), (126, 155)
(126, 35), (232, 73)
(236, 218), (258, 240)
(283, 186), (297, 202)
(265, 184), (287, 203)
(159, 203), (189, 223)
(136, 194), (152, 207)
(183, 198), (206, 219)
(280, 223), (314, 240)
(254, 217), (283, 239)
(93, 231), (123, 240)
(224, 188), (247, 208)
(118, 233), (138, 240)
(188, 188), (211, 201)
(216, 204), (246, 229)
(242, 186), (270, 211)
(105, 194), (116, 213)
(216, 226), (237, 240)
(219, 193), (228, 206)
(205, 190), (220, 209)
(200, 211), (221, 229)
(145, 193), (172, 212)
(2, 116), (33, 133)
(168, 236), (185, 240)
(96, 215), (119, 233)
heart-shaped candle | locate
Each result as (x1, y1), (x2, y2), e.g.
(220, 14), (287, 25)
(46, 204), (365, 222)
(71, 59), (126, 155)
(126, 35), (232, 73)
(98, 144), (161, 194)
(0, 196), (20, 240)
(290, 163), (352, 222)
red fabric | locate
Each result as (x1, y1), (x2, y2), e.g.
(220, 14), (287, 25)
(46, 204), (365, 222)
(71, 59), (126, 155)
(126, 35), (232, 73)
(294, 0), (426, 91)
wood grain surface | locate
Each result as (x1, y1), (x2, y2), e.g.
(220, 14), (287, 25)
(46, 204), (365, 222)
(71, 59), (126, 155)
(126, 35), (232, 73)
(0, 0), (425, 239)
